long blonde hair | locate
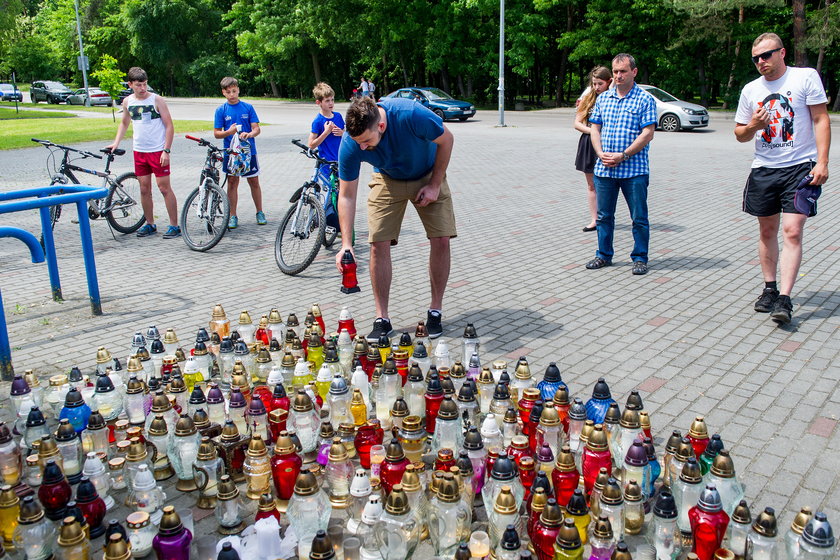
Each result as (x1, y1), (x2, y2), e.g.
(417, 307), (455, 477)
(577, 66), (611, 117)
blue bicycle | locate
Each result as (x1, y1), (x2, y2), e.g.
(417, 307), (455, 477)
(274, 139), (339, 275)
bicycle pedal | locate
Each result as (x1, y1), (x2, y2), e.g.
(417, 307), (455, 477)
(325, 226), (336, 235)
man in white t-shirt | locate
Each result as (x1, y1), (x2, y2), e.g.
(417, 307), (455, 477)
(735, 33), (831, 325)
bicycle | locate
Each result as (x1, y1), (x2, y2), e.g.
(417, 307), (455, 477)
(180, 135), (231, 251)
(274, 139), (341, 275)
(31, 138), (145, 235)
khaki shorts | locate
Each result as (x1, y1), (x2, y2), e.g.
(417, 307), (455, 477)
(367, 172), (457, 244)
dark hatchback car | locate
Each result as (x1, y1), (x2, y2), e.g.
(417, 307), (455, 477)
(31, 80), (72, 103)
(382, 87), (476, 121)
(117, 81), (156, 104)
(0, 83), (23, 102)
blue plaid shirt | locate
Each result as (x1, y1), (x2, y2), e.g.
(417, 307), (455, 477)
(589, 83), (657, 178)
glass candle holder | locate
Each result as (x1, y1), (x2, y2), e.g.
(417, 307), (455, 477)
(109, 457), (127, 490)
(126, 511), (155, 558)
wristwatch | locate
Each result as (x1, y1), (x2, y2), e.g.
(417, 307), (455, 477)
(163, 148), (171, 153)
(622, 151), (629, 161)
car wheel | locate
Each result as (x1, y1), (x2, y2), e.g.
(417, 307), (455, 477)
(660, 113), (681, 132)
(433, 109), (445, 121)
(458, 116), (469, 121)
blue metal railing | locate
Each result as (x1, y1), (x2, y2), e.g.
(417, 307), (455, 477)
(0, 184), (108, 379)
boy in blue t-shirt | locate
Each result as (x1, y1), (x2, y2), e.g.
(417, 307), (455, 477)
(309, 82), (345, 165)
(213, 77), (265, 229)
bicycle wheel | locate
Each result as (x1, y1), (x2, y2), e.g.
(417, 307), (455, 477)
(181, 181), (230, 252)
(105, 172), (146, 233)
(275, 193), (326, 275)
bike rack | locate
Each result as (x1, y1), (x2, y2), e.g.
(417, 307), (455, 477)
(0, 184), (108, 379)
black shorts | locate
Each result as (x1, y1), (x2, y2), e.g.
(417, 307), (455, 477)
(742, 161), (814, 217)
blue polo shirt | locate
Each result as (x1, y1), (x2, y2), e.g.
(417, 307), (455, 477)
(338, 98), (444, 182)
(589, 84), (657, 178)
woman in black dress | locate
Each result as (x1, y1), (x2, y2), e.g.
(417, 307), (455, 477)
(574, 66), (612, 231)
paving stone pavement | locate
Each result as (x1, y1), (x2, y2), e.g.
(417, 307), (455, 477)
(1, 101), (839, 550)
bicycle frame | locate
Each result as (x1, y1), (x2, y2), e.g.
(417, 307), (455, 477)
(40, 142), (117, 218)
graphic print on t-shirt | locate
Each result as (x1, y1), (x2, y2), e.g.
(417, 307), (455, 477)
(129, 104), (161, 122)
(757, 93), (794, 146)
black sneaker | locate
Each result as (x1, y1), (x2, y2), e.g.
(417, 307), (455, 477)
(426, 310), (443, 339)
(366, 318), (394, 342)
(754, 287), (779, 313)
(770, 295), (793, 325)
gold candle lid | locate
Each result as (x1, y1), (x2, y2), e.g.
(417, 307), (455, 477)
(624, 480), (643, 502)
(221, 420), (241, 442)
(247, 434), (268, 457)
(104, 533), (131, 560)
(714, 549), (735, 560)
(212, 303), (227, 319)
(292, 390), (314, 412)
(57, 516), (86, 546)
(554, 445), (577, 472)
(163, 329), (179, 345)
(555, 518), (582, 549)
(680, 458), (703, 484)
(49, 374), (68, 387)
(174, 415), (197, 437)
(493, 485), (517, 514)
(384, 484), (411, 515)
(477, 367), (494, 385)
(600, 479), (624, 505)
(400, 465), (421, 492)
(238, 311), (253, 325)
(328, 438), (348, 462)
(17, 496), (44, 524)
(127, 356), (143, 374)
(148, 414), (168, 436)
(126, 437), (148, 461)
(688, 415), (709, 439)
(151, 392), (172, 413)
(108, 457), (126, 471)
(217, 474), (240, 500)
(585, 424), (609, 452)
(197, 437), (217, 461)
(538, 403), (560, 426)
(258, 493), (277, 513)
(293, 469), (320, 496)
(530, 487), (548, 513)
(0, 485), (19, 508)
(539, 499), (563, 526)
(274, 433), (296, 455)
(580, 420), (595, 446)
(790, 507), (813, 534)
(591, 515), (613, 539)
(96, 346), (113, 364)
(710, 449), (735, 478)
(401, 415), (422, 432)
(619, 409), (640, 429)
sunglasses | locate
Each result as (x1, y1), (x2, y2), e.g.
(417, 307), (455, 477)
(752, 48), (782, 64)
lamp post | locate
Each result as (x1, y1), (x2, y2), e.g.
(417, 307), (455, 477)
(73, 0), (91, 107)
(498, 0), (506, 127)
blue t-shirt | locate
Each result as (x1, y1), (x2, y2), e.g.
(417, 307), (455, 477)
(311, 112), (345, 163)
(214, 101), (259, 154)
(338, 97), (444, 182)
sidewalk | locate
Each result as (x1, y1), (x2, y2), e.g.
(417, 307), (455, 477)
(1, 105), (839, 528)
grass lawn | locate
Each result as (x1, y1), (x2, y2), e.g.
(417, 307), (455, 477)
(0, 107), (75, 119)
(20, 102), (116, 114)
(0, 115), (213, 150)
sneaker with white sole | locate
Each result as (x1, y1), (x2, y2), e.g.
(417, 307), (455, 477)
(366, 318), (394, 342)
(426, 310), (443, 339)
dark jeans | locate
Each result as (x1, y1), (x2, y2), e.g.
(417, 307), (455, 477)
(593, 174), (650, 263)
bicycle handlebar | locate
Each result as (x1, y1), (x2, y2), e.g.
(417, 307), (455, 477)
(291, 139), (337, 169)
(186, 135), (223, 152)
(31, 138), (103, 160)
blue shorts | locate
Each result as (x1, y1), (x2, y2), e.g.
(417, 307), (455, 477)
(223, 153), (260, 178)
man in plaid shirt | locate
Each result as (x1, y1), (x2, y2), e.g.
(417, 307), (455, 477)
(586, 53), (657, 275)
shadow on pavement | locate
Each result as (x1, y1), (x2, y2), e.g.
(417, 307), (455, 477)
(649, 255), (730, 270)
(442, 308), (563, 353)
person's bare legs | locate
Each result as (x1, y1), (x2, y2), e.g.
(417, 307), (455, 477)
(428, 236), (450, 311)
(138, 174), (155, 226)
(155, 174), (178, 226)
(247, 176), (263, 213)
(757, 215), (780, 283)
(370, 240), (392, 319)
(779, 212), (806, 296)
(585, 172), (597, 229)
(227, 175), (240, 216)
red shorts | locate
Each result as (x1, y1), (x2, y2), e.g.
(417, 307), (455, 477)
(134, 151), (170, 177)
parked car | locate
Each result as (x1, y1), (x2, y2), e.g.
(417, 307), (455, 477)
(117, 81), (156, 104)
(0, 83), (23, 102)
(382, 87), (476, 121)
(30, 80), (72, 104)
(67, 88), (113, 106)
(639, 85), (709, 131)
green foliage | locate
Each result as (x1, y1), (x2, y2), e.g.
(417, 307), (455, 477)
(1, 0), (838, 106)
(90, 54), (123, 97)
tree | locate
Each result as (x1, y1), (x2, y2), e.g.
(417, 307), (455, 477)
(90, 54), (123, 120)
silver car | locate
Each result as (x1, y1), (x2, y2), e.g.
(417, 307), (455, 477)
(639, 85), (709, 131)
(67, 88), (113, 106)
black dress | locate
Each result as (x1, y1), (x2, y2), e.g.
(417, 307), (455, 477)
(574, 132), (596, 173)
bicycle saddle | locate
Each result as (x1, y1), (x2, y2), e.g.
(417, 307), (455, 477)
(101, 147), (126, 156)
